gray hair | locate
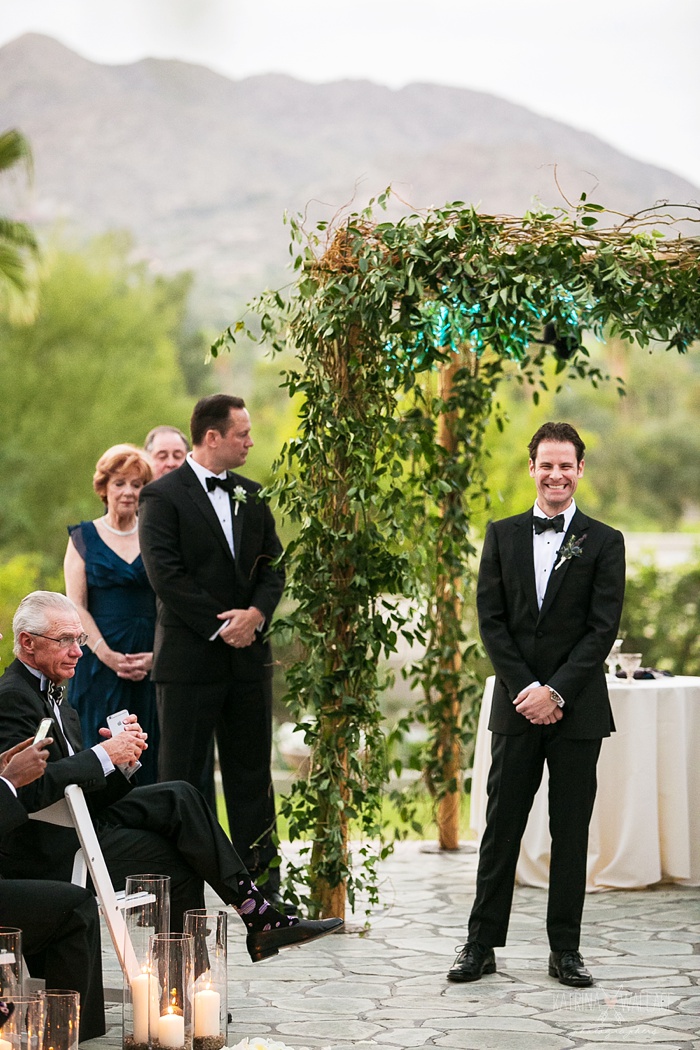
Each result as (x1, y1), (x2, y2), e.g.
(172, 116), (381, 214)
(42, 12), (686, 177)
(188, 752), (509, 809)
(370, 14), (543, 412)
(13, 591), (80, 655)
(144, 425), (190, 453)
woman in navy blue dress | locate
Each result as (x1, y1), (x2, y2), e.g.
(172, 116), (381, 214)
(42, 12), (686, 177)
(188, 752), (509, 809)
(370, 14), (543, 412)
(64, 444), (159, 783)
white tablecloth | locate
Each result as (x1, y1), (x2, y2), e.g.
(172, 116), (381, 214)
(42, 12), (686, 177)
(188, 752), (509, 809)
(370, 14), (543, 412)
(470, 675), (700, 890)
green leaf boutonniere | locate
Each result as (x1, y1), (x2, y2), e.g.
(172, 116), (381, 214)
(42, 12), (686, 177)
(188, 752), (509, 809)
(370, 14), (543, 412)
(555, 532), (587, 571)
(232, 485), (247, 516)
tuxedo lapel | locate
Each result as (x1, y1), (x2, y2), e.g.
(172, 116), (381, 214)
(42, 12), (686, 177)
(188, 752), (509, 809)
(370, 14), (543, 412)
(9, 661), (72, 758)
(230, 473), (246, 562)
(47, 713), (71, 758)
(513, 511), (539, 622)
(179, 462), (235, 564)
(538, 509), (590, 621)
(59, 706), (84, 754)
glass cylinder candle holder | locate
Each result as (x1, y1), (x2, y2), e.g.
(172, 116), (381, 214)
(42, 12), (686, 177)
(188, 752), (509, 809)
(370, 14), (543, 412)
(0, 928), (22, 999)
(150, 933), (193, 1050)
(0, 994), (44, 1050)
(183, 910), (228, 1050)
(123, 875), (171, 1050)
(42, 990), (79, 1050)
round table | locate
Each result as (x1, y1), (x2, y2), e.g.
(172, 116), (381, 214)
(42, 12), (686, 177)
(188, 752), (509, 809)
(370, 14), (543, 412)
(470, 675), (700, 890)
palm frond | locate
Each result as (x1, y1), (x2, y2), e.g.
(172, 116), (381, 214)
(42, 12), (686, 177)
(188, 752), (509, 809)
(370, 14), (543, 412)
(0, 218), (38, 252)
(0, 128), (33, 179)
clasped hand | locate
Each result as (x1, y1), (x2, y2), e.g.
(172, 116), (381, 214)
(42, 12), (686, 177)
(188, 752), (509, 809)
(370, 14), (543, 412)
(99, 645), (153, 681)
(217, 607), (263, 648)
(514, 684), (563, 725)
(114, 651), (153, 681)
(98, 713), (148, 766)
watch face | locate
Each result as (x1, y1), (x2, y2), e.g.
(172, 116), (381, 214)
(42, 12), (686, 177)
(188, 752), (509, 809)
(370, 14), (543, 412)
(549, 688), (564, 707)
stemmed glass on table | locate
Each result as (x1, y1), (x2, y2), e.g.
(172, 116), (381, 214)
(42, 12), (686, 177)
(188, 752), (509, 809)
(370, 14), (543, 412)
(617, 652), (643, 678)
(606, 638), (624, 679)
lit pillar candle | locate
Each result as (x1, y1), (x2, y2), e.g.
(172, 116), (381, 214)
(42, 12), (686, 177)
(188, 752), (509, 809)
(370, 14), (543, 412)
(158, 1008), (185, 1048)
(0, 1037), (12, 1050)
(131, 970), (158, 1044)
(193, 985), (220, 1038)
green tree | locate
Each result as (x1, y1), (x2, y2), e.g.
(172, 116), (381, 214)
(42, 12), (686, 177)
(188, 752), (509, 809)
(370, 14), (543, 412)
(620, 555), (700, 675)
(0, 128), (39, 322)
(0, 555), (47, 668)
(0, 235), (193, 567)
(156, 271), (213, 397)
(474, 337), (700, 531)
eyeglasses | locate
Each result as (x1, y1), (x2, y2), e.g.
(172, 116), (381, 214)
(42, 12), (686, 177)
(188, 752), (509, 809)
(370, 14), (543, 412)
(29, 632), (88, 649)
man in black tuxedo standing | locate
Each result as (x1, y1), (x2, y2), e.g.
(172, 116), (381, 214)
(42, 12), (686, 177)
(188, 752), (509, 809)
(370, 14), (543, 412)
(0, 734), (106, 1041)
(139, 395), (285, 895)
(448, 422), (625, 988)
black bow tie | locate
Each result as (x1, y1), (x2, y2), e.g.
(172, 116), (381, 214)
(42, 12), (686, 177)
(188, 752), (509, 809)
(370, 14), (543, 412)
(206, 475), (235, 494)
(46, 681), (64, 706)
(533, 514), (565, 534)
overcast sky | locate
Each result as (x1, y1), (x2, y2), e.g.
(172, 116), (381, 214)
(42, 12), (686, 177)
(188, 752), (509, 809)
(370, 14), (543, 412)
(2, 0), (699, 186)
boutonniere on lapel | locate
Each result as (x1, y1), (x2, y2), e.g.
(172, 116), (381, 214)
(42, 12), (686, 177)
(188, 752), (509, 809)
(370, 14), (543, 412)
(555, 532), (588, 571)
(232, 485), (247, 516)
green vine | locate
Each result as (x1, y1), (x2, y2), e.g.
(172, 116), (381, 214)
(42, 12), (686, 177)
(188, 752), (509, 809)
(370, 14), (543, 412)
(213, 192), (700, 914)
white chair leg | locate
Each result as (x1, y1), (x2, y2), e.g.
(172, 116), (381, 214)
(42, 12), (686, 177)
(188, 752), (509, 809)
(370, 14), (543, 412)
(63, 784), (141, 981)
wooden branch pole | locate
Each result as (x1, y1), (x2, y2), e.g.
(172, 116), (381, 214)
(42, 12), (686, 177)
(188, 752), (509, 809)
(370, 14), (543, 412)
(435, 351), (465, 850)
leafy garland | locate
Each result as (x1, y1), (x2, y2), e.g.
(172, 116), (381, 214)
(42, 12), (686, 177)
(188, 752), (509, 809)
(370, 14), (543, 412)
(214, 193), (700, 914)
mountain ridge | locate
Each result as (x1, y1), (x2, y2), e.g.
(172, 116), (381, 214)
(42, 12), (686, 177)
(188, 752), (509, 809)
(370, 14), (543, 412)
(2, 32), (697, 322)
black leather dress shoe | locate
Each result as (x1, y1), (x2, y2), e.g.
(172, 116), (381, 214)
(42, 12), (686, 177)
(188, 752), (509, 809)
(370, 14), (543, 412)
(548, 949), (593, 987)
(447, 941), (497, 982)
(246, 917), (343, 963)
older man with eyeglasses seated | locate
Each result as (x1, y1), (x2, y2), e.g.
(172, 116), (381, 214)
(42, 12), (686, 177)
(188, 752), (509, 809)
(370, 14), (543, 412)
(0, 591), (342, 961)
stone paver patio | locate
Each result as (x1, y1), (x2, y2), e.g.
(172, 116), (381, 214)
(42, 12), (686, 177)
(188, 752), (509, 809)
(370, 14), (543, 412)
(88, 840), (700, 1049)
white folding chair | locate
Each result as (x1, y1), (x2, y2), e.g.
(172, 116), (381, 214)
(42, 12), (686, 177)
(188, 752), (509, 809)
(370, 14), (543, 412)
(29, 784), (141, 981)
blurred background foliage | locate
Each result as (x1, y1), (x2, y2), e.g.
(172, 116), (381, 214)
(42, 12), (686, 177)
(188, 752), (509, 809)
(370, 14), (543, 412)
(1, 234), (699, 675)
(620, 558), (700, 676)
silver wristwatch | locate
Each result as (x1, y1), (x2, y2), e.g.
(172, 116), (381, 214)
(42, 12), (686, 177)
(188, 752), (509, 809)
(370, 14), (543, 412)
(548, 686), (565, 708)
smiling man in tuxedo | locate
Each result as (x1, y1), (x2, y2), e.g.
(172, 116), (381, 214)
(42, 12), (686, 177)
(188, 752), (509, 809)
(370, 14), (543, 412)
(449, 421), (625, 988)
(139, 394), (285, 898)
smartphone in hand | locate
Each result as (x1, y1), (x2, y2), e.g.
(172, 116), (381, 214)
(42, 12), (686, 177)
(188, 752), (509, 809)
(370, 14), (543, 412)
(105, 709), (141, 779)
(33, 718), (53, 744)
(106, 709), (129, 736)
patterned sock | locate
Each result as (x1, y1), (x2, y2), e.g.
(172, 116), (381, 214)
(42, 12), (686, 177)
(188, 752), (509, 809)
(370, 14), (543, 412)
(232, 877), (299, 933)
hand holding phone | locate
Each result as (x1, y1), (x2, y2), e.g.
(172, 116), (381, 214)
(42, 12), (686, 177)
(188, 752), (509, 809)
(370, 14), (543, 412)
(105, 710), (141, 779)
(106, 709), (129, 736)
(0, 736), (51, 787)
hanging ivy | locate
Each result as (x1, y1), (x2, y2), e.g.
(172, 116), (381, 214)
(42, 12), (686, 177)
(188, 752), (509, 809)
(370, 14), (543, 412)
(213, 193), (700, 916)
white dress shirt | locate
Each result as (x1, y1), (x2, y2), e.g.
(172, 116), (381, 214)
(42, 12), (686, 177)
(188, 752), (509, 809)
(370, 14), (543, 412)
(16, 661), (115, 775)
(186, 451), (235, 556)
(532, 499), (577, 609)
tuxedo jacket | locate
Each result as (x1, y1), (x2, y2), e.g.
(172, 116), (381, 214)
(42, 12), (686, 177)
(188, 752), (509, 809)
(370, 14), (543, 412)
(477, 507), (625, 740)
(138, 462), (285, 684)
(0, 659), (131, 881)
(0, 778), (26, 836)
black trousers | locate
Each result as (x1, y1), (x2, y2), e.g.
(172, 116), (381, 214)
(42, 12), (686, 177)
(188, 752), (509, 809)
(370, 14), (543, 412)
(94, 781), (248, 931)
(468, 727), (602, 950)
(156, 679), (279, 889)
(0, 880), (105, 1041)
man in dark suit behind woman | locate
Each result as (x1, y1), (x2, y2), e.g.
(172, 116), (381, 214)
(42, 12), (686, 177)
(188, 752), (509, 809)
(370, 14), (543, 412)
(139, 395), (285, 895)
(449, 422), (625, 988)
